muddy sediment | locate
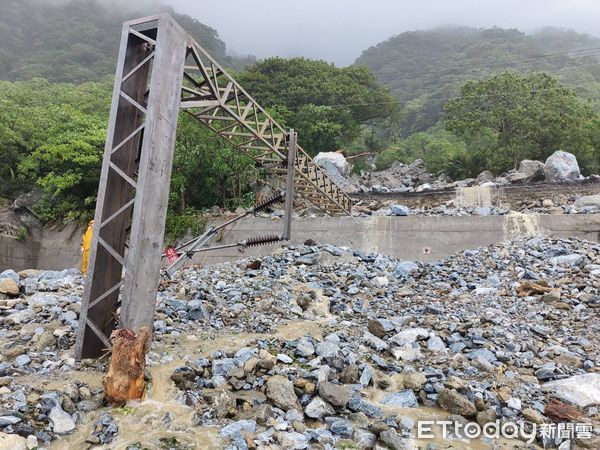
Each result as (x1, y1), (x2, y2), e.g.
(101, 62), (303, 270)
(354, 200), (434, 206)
(0, 237), (599, 449)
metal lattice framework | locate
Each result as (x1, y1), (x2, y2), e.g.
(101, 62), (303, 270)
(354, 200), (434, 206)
(75, 14), (351, 359)
(181, 39), (352, 214)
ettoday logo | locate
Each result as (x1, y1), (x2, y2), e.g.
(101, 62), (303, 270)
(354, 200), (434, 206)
(417, 420), (594, 444)
(417, 419), (537, 444)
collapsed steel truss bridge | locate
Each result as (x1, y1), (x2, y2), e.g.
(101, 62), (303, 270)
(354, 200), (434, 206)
(75, 14), (351, 359)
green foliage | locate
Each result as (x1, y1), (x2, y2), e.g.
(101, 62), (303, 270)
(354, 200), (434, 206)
(0, 78), (111, 204)
(0, 77), (258, 224)
(351, 158), (370, 174)
(170, 114), (258, 214)
(164, 210), (206, 242)
(0, 0), (252, 83)
(18, 106), (105, 222)
(374, 145), (408, 170)
(373, 129), (480, 179)
(375, 72), (600, 180)
(226, 192), (256, 211)
(237, 58), (398, 155)
(403, 130), (477, 178)
(355, 26), (600, 135)
(444, 71), (599, 173)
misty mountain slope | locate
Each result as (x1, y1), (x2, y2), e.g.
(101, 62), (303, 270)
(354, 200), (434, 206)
(0, 0), (252, 83)
(532, 26), (600, 55)
(355, 26), (600, 134)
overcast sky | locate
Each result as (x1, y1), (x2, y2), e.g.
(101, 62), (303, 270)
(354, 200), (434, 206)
(162, 0), (600, 66)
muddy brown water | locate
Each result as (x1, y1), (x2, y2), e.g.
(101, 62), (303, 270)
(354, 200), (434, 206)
(44, 316), (525, 449)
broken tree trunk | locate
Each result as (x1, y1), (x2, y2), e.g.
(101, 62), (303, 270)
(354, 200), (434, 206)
(102, 326), (149, 405)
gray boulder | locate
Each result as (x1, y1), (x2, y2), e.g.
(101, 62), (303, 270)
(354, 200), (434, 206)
(49, 405), (76, 434)
(542, 373), (600, 408)
(379, 428), (415, 450)
(544, 151), (581, 182)
(266, 375), (300, 411)
(574, 194), (600, 208)
(518, 160), (545, 182)
(380, 390), (418, 408)
(305, 396), (334, 418)
(0, 269), (19, 283)
(314, 151), (350, 176)
(390, 204), (410, 216)
(314, 160), (351, 189)
(475, 170), (494, 185)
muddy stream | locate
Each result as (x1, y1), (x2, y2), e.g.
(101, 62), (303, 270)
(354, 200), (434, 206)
(43, 289), (521, 449)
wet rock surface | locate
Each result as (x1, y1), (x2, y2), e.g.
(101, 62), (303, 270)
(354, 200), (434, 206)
(0, 236), (599, 448)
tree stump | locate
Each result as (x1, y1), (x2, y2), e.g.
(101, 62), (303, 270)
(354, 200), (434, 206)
(102, 326), (149, 405)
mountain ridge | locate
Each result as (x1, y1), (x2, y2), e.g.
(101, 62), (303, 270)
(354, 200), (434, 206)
(354, 26), (600, 134)
(0, 0), (254, 83)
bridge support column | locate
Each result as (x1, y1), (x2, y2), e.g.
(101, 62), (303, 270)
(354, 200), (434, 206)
(75, 15), (187, 359)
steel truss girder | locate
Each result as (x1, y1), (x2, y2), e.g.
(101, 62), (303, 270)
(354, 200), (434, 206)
(181, 39), (352, 215)
(76, 14), (351, 359)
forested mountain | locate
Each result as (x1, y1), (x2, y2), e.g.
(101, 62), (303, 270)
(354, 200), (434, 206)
(0, 0), (253, 83)
(355, 26), (600, 135)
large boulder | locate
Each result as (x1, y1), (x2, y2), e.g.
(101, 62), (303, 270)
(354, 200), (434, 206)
(314, 160), (351, 190)
(517, 160), (545, 182)
(574, 194), (600, 208)
(314, 152), (350, 177)
(544, 151), (581, 182)
(475, 170), (494, 185)
(542, 373), (600, 408)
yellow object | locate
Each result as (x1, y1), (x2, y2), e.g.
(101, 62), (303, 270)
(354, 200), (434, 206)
(81, 220), (94, 274)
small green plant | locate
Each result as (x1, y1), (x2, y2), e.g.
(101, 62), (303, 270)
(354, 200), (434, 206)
(115, 405), (135, 416)
(15, 226), (29, 241)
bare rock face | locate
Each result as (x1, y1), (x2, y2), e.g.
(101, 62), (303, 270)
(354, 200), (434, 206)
(544, 151), (581, 182)
(266, 375), (300, 411)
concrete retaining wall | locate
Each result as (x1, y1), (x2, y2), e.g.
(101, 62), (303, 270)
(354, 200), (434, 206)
(2, 214), (600, 271)
(194, 214), (600, 266)
(0, 224), (82, 271)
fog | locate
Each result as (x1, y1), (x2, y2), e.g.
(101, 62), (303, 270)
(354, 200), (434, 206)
(107, 0), (600, 65)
